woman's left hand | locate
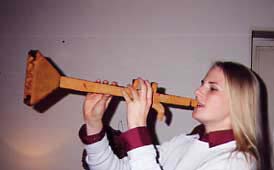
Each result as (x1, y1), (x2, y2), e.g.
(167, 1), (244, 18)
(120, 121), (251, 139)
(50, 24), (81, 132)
(121, 78), (153, 129)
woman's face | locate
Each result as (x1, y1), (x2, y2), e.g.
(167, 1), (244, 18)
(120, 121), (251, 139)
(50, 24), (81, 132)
(192, 66), (231, 132)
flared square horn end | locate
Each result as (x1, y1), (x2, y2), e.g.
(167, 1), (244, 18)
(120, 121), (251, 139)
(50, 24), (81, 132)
(24, 50), (61, 106)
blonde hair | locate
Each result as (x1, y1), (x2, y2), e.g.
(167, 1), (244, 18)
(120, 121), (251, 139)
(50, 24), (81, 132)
(212, 61), (273, 170)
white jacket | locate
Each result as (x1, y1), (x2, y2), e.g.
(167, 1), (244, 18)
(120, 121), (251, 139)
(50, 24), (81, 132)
(84, 133), (256, 170)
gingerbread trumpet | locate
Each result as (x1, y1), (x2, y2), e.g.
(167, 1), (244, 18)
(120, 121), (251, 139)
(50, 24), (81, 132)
(24, 50), (198, 120)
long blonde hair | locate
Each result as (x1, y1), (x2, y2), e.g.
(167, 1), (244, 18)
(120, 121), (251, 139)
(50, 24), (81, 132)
(212, 61), (273, 170)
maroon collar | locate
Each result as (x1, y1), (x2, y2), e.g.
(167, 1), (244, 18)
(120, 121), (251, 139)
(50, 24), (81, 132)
(189, 124), (235, 148)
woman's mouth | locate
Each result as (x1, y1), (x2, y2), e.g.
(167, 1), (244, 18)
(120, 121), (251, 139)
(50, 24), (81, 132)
(197, 103), (205, 108)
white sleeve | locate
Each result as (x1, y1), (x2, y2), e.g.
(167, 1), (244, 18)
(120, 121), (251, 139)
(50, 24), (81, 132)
(84, 135), (130, 170)
(126, 134), (188, 170)
(127, 145), (163, 170)
(84, 130), (189, 170)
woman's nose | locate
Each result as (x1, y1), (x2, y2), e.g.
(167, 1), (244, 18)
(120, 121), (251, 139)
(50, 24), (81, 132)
(195, 87), (200, 97)
(195, 86), (204, 98)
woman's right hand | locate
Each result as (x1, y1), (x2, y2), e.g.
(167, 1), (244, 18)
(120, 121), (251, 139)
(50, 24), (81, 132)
(83, 80), (117, 135)
(121, 78), (153, 129)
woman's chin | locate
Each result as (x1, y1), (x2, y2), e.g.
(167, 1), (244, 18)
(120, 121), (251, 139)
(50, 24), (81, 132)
(192, 109), (205, 121)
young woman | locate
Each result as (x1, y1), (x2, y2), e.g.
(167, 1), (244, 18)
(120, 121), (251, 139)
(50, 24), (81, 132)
(79, 61), (273, 170)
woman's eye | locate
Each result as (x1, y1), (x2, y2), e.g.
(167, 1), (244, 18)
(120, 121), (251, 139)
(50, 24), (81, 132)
(200, 80), (204, 86)
(210, 87), (218, 91)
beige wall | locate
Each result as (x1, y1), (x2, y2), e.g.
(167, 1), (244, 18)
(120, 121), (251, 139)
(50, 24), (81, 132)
(1, 0), (274, 169)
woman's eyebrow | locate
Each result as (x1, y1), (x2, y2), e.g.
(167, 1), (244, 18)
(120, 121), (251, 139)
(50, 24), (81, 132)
(208, 81), (219, 85)
(201, 80), (219, 85)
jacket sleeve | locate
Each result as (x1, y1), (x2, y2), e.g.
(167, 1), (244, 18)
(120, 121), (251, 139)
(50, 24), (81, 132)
(124, 131), (200, 170)
(127, 144), (163, 170)
(83, 126), (181, 170)
(121, 127), (187, 170)
(84, 134), (131, 170)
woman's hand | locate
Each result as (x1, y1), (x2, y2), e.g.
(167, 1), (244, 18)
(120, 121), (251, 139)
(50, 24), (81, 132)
(83, 80), (117, 135)
(121, 78), (153, 129)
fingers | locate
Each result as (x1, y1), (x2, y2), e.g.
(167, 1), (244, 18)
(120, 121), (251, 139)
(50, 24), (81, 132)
(89, 78), (152, 105)
(121, 88), (132, 103)
(97, 95), (111, 108)
(96, 79), (118, 86)
(121, 82), (142, 103)
(105, 95), (112, 106)
(137, 78), (152, 101)
(97, 79), (116, 106)
(105, 81), (117, 106)
(145, 80), (152, 104)
(85, 92), (103, 105)
(86, 79), (117, 103)
(129, 85), (139, 100)
(121, 78), (152, 103)
(111, 81), (118, 86)
(139, 78), (147, 100)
